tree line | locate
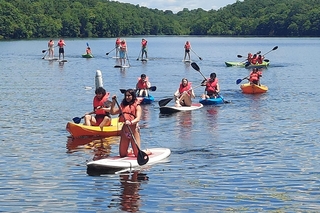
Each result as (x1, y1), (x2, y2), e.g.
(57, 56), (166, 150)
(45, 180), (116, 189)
(0, 0), (319, 40)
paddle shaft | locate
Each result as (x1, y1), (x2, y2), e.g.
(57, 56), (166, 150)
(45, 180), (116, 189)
(106, 47), (116, 55)
(191, 49), (202, 60)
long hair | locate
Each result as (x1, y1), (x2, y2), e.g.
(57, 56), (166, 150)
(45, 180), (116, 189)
(122, 89), (137, 106)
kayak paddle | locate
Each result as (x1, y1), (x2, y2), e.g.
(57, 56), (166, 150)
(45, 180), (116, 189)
(120, 86), (156, 94)
(262, 46), (278, 56)
(72, 116), (84, 124)
(191, 62), (230, 104)
(42, 49), (47, 53)
(236, 77), (248, 84)
(136, 50), (142, 60)
(114, 97), (149, 166)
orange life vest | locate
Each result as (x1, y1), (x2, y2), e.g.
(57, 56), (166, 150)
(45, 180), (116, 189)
(179, 82), (192, 96)
(119, 101), (139, 122)
(249, 71), (261, 82)
(137, 77), (149, 89)
(120, 42), (126, 51)
(116, 39), (121, 46)
(141, 40), (147, 47)
(93, 93), (110, 115)
(205, 78), (218, 93)
(184, 43), (191, 50)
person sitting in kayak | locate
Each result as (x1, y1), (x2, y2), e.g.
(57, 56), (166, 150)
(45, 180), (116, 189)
(83, 87), (111, 130)
(257, 54), (264, 64)
(201, 72), (220, 99)
(247, 53), (253, 64)
(136, 74), (151, 97)
(249, 68), (262, 85)
(110, 89), (151, 157)
(86, 47), (92, 55)
(174, 78), (195, 107)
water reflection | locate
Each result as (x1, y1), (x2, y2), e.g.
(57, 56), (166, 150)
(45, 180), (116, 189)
(111, 171), (149, 212)
(140, 105), (151, 128)
(176, 111), (192, 140)
(205, 106), (219, 131)
(66, 136), (119, 160)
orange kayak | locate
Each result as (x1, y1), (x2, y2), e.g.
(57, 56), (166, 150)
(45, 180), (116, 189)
(66, 117), (123, 138)
(240, 83), (268, 94)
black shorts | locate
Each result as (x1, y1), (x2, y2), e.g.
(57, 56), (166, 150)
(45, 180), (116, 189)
(185, 49), (190, 53)
(59, 48), (64, 54)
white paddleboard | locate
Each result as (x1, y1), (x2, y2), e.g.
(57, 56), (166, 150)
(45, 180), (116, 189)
(44, 58), (58, 61)
(87, 148), (171, 174)
(141, 58), (148, 61)
(114, 65), (129, 68)
(160, 103), (203, 114)
(57, 59), (68, 62)
(182, 59), (192, 63)
(112, 56), (120, 59)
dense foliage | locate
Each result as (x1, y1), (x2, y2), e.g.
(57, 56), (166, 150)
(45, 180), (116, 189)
(0, 0), (319, 39)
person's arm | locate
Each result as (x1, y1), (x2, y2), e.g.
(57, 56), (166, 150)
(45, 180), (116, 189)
(190, 89), (196, 99)
(110, 96), (120, 115)
(130, 105), (141, 125)
(146, 81), (151, 88)
(174, 89), (180, 97)
(216, 83), (220, 93)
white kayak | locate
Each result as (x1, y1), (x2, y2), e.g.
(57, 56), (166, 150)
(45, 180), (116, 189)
(87, 148), (171, 175)
(159, 103), (203, 114)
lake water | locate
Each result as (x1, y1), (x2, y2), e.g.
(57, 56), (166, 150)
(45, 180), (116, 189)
(1, 36), (320, 212)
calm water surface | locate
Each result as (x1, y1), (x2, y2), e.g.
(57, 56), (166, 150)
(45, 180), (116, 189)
(0, 37), (320, 212)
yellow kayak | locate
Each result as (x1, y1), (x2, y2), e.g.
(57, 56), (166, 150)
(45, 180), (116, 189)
(66, 117), (123, 138)
(240, 83), (268, 94)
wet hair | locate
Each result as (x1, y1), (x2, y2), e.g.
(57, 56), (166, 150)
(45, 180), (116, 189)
(122, 89), (137, 106)
(95, 87), (106, 96)
(210, 73), (216, 79)
(141, 74), (146, 78)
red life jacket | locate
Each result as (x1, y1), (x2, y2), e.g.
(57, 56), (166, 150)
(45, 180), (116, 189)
(141, 40), (147, 47)
(58, 40), (65, 48)
(257, 56), (264, 64)
(249, 72), (261, 82)
(137, 77), (149, 89)
(116, 39), (121, 46)
(179, 82), (192, 96)
(184, 43), (191, 50)
(205, 78), (218, 93)
(93, 93), (110, 115)
(119, 101), (139, 122)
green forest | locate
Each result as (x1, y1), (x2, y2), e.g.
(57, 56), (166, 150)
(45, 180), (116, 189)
(1, 0), (320, 39)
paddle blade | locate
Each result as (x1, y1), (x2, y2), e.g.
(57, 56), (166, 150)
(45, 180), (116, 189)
(159, 98), (173, 107)
(191, 62), (200, 71)
(264, 59), (270, 62)
(106, 52), (109, 55)
(236, 79), (242, 84)
(256, 51), (261, 54)
(137, 151), (149, 165)
(42, 50), (47, 53)
(72, 117), (82, 124)
(237, 54), (243, 58)
(199, 57), (203, 60)
(119, 89), (126, 94)
(149, 86), (156, 91)
(273, 46), (278, 50)
(86, 42), (89, 47)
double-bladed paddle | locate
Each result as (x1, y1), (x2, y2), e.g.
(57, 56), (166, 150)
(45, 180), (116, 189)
(72, 116), (84, 124)
(191, 62), (231, 104)
(113, 97), (149, 166)
(120, 86), (157, 94)
(158, 84), (203, 107)
(236, 77), (249, 84)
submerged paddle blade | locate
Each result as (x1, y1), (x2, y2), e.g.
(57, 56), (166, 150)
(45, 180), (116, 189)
(159, 98), (173, 107)
(72, 117), (82, 124)
(191, 62), (200, 71)
(137, 151), (149, 166)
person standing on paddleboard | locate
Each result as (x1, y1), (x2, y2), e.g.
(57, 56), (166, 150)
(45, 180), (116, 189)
(57, 38), (66, 60)
(83, 87), (111, 130)
(201, 72), (220, 99)
(115, 37), (121, 58)
(47, 39), (54, 59)
(174, 78), (195, 107)
(141, 38), (148, 59)
(136, 74), (151, 97)
(184, 41), (191, 61)
(110, 89), (146, 158)
(119, 39), (127, 66)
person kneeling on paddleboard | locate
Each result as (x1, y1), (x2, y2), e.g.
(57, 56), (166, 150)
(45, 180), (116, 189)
(201, 72), (220, 99)
(83, 87), (111, 130)
(110, 89), (151, 158)
(174, 78), (195, 107)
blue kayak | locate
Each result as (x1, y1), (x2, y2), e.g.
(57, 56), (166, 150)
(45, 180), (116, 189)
(199, 96), (224, 105)
(137, 95), (155, 105)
